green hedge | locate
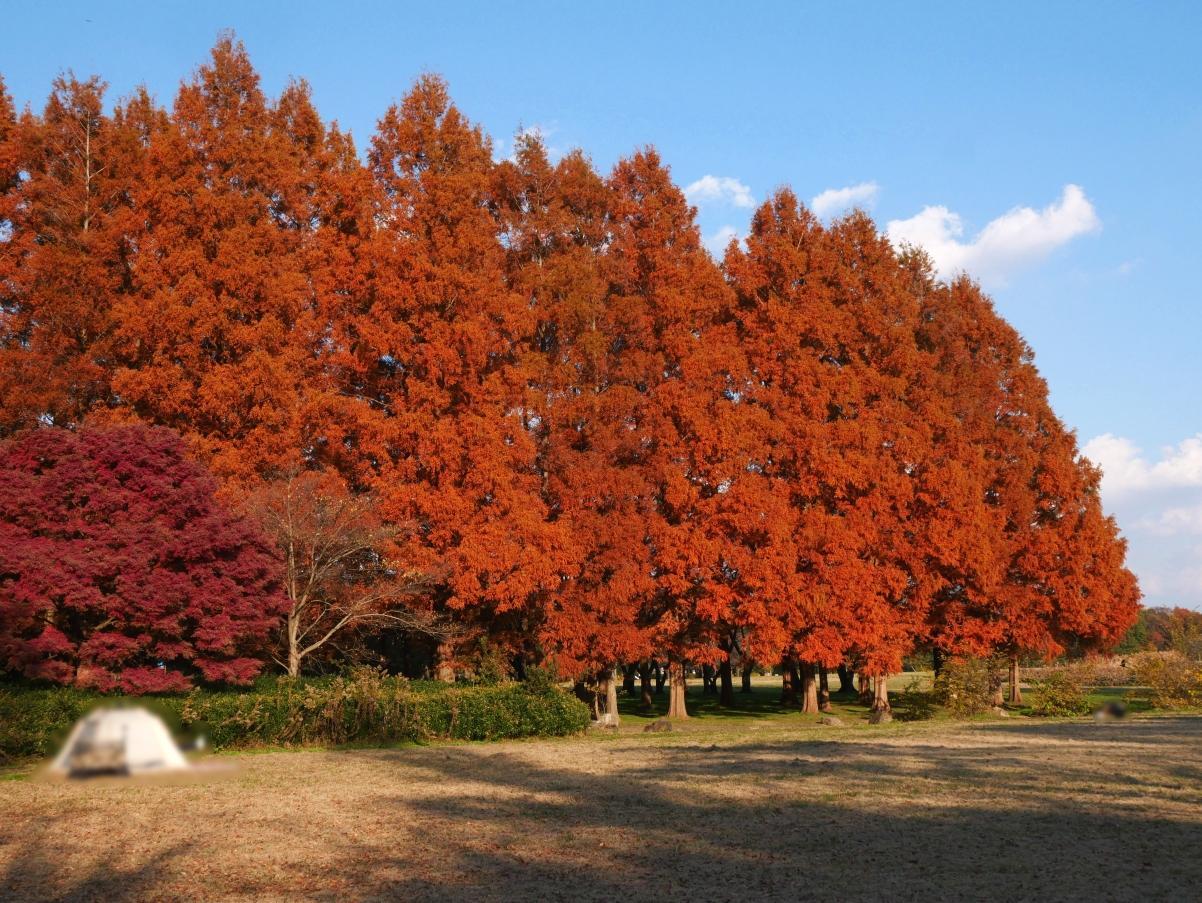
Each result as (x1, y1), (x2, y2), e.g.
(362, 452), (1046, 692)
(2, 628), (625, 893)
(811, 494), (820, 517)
(0, 672), (589, 761)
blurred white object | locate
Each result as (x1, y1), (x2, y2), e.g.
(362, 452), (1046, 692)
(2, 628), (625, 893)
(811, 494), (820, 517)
(50, 706), (189, 777)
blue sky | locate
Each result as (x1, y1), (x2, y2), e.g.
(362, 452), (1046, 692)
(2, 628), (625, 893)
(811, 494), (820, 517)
(6, 1), (1202, 607)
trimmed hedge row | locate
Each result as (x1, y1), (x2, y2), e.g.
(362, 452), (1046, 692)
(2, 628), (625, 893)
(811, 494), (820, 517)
(0, 673), (590, 761)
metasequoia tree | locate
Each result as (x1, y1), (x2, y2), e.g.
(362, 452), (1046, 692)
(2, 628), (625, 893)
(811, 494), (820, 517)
(105, 36), (340, 483)
(494, 136), (651, 721)
(0, 425), (285, 692)
(0, 74), (149, 434)
(913, 269), (1138, 703)
(247, 471), (444, 676)
(727, 194), (929, 714)
(588, 149), (754, 718)
(360, 76), (575, 670)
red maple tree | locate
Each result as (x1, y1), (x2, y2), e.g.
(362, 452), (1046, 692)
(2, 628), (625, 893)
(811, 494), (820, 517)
(0, 425), (287, 693)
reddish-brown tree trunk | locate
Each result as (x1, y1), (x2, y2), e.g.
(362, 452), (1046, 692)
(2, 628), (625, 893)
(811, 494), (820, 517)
(741, 662), (754, 693)
(858, 670), (874, 705)
(667, 661), (689, 719)
(719, 657), (734, 707)
(818, 667), (832, 713)
(1008, 654), (1022, 705)
(837, 664), (854, 694)
(800, 661), (819, 714)
(781, 659), (797, 706)
(639, 662), (654, 711)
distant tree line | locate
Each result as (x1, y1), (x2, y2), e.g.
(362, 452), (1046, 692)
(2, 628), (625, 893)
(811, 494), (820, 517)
(1117, 607), (1202, 658)
(0, 35), (1140, 715)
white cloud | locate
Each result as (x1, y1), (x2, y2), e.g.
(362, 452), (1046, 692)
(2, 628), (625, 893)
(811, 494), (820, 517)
(1083, 432), (1202, 610)
(886, 184), (1100, 285)
(685, 175), (755, 209)
(1083, 433), (1202, 497)
(1138, 506), (1202, 536)
(703, 225), (740, 257)
(810, 181), (879, 219)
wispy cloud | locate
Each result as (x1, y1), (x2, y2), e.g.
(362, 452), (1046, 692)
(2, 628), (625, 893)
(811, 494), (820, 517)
(703, 224), (740, 257)
(810, 181), (879, 219)
(685, 175), (755, 209)
(886, 184), (1100, 285)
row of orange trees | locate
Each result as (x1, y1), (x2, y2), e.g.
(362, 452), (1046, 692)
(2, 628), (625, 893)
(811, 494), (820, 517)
(0, 36), (1139, 714)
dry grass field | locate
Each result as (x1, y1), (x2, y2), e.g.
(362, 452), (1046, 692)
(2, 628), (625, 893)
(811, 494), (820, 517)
(2, 713), (1201, 902)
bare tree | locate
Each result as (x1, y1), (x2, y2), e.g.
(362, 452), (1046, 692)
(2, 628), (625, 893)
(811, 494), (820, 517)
(248, 471), (449, 677)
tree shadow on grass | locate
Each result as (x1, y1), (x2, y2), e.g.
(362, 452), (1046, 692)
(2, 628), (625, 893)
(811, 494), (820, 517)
(327, 717), (1202, 901)
(0, 821), (192, 902)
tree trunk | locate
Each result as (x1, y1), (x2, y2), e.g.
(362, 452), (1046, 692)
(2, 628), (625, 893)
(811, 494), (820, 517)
(1008, 654), (1022, 705)
(780, 660), (797, 705)
(990, 665), (1005, 707)
(837, 663), (853, 694)
(655, 662), (667, 695)
(639, 662), (654, 711)
(719, 656), (735, 707)
(622, 664), (637, 697)
(858, 670), (874, 705)
(667, 662), (689, 719)
(435, 641), (456, 682)
(932, 647), (945, 679)
(702, 664), (717, 695)
(800, 661), (819, 714)
(574, 681), (598, 717)
(287, 611), (302, 677)
(741, 662), (754, 693)
(818, 667), (832, 713)
(872, 674), (891, 713)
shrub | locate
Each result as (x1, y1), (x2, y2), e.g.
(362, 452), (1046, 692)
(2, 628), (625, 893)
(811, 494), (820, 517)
(1027, 664), (1095, 717)
(892, 676), (938, 722)
(933, 657), (997, 718)
(0, 685), (99, 760)
(1131, 652), (1202, 709)
(0, 671), (590, 761)
(520, 662), (561, 696)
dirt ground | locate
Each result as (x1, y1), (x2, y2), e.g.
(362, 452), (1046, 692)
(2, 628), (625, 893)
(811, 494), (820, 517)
(2, 714), (1201, 902)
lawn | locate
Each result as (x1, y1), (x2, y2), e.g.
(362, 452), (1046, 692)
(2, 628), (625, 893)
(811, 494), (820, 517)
(2, 698), (1200, 901)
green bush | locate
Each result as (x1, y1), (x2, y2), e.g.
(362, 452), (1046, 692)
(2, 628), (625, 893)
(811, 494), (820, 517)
(1027, 664), (1095, 717)
(0, 685), (100, 760)
(0, 670), (589, 761)
(892, 676), (938, 722)
(933, 657), (998, 719)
